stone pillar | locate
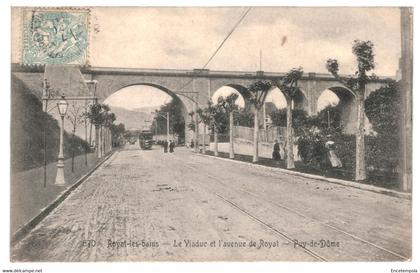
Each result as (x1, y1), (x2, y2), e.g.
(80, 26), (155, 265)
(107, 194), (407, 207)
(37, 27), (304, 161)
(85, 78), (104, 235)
(305, 76), (318, 116)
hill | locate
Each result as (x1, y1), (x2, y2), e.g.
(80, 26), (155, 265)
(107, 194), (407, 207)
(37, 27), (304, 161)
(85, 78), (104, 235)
(110, 106), (159, 130)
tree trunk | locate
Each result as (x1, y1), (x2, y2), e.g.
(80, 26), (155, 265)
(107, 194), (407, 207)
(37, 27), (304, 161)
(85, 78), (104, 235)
(89, 123), (93, 147)
(102, 127), (106, 155)
(99, 126), (103, 157)
(286, 98), (295, 169)
(194, 113), (199, 153)
(355, 94), (366, 181)
(214, 126), (219, 156)
(229, 111), (234, 159)
(95, 125), (100, 158)
(84, 119), (88, 166)
(202, 124), (206, 154)
(253, 107), (259, 163)
(71, 130), (75, 173)
(43, 118), (47, 187)
(109, 129), (112, 151)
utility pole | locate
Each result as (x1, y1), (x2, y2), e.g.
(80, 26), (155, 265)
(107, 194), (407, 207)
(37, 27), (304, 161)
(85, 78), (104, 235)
(400, 7), (413, 191)
(166, 112), (170, 143)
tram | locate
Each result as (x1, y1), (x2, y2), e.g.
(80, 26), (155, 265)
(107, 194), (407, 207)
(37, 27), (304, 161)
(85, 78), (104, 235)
(139, 130), (153, 150)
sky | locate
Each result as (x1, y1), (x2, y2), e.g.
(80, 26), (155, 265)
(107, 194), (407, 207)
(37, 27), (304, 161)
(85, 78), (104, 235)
(104, 85), (172, 110)
(90, 7), (400, 110)
(88, 7), (401, 76)
(11, 7), (401, 110)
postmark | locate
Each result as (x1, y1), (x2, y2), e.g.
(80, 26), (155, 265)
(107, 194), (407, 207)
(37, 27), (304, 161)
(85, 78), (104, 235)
(21, 8), (90, 65)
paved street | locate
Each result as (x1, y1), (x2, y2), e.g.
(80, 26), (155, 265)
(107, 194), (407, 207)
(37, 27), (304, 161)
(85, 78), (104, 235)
(11, 145), (411, 262)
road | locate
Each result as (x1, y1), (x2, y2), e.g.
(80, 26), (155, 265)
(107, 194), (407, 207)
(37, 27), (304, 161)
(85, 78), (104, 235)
(11, 144), (411, 262)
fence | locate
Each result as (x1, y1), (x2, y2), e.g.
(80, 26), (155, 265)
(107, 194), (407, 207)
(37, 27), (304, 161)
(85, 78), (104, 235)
(233, 125), (288, 143)
(203, 126), (289, 145)
(209, 134), (230, 143)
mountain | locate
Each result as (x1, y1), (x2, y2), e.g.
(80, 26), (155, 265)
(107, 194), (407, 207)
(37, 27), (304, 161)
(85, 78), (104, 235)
(110, 106), (159, 130)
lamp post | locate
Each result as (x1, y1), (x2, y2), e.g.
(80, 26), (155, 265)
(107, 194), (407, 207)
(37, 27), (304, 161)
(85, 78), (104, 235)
(55, 95), (68, 186)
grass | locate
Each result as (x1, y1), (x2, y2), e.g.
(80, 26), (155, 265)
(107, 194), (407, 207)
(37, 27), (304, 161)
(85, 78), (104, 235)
(204, 150), (400, 190)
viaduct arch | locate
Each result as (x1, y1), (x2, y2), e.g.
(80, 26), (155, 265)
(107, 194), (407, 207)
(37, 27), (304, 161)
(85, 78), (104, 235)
(11, 64), (392, 141)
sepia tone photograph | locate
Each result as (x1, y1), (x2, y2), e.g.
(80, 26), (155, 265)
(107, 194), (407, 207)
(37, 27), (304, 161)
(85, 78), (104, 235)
(7, 5), (413, 265)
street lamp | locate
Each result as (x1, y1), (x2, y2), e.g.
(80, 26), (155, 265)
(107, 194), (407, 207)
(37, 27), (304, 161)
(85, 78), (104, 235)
(55, 95), (68, 186)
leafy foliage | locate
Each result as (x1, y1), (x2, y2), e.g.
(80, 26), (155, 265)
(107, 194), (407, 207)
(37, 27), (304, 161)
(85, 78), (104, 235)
(110, 122), (126, 146)
(272, 67), (304, 100)
(247, 80), (273, 110)
(269, 109), (309, 129)
(365, 82), (400, 135)
(152, 98), (185, 142)
(85, 103), (116, 128)
(352, 40), (375, 73)
(212, 93), (240, 134)
(233, 110), (254, 127)
(326, 40), (375, 93)
(85, 103), (104, 126)
(316, 106), (343, 134)
(364, 82), (401, 174)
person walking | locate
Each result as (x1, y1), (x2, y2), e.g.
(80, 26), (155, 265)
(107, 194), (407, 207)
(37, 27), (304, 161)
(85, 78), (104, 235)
(272, 139), (281, 161)
(325, 136), (342, 168)
(169, 140), (175, 153)
(163, 140), (168, 153)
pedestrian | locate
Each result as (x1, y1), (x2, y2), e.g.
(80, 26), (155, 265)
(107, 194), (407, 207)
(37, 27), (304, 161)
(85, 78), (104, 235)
(190, 139), (194, 149)
(163, 140), (168, 153)
(325, 136), (342, 168)
(169, 140), (175, 153)
(272, 139), (281, 161)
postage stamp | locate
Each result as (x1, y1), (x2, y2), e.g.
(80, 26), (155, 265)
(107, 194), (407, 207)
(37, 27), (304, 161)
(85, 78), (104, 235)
(21, 8), (90, 65)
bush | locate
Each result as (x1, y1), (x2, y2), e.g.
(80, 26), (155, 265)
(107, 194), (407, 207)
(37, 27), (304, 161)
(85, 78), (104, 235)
(269, 109), (309, 129)
(234, 110), (254, 127)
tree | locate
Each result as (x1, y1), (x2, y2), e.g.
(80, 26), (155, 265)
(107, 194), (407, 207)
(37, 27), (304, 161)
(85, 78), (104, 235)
(269, 109), (308, 129)
(247, 80), (272, 162)
(234, 110), (254, 127)
(217, 93), (239, 158)
(66, 101), (85, 172)
(103, 110), (116, 153)
(85, 103), (105, 157)
(326, 40), (375, 181)
(100, 104), (111, 155)
(317, 105), (342, 133)
(365, 81), (401, 173)
(365, 81), (400, 135)
(272, 67), (304, 169)
(110, 122), (126, 147)
(196, 105), (212, 154)
(152, 99), (185, 143)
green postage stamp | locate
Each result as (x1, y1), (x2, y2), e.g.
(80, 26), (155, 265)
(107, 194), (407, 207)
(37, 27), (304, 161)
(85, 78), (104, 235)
(21, 8), (89, 65)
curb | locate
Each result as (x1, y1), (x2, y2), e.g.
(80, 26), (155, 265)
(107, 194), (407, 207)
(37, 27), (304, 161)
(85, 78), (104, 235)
(11, 151), (117, 247)
(193, 152), (411, 200)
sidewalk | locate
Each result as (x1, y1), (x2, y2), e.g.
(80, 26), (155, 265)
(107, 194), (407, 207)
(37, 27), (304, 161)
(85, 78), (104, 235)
(11, 153), (102, 234)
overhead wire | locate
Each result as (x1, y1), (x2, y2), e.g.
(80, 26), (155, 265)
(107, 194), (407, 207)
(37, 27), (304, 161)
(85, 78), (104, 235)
(179, 7), (252, 93)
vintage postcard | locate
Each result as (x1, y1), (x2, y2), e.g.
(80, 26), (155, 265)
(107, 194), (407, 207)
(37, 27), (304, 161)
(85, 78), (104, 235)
(8, 6), (413, 265)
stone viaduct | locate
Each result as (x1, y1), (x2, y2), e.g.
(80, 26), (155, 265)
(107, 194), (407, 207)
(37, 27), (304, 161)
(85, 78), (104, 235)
(12, 64), (392, 142)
